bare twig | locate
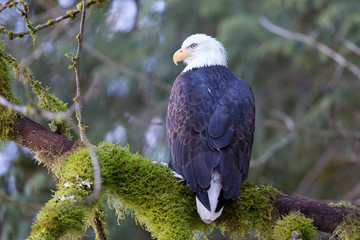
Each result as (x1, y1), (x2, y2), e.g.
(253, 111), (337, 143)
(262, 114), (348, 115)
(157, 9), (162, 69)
(259, 16), (360, 79)
(0, 95), (69, 120)
(73, 0), (101, 204)
(251, 132), (295, 168)
(327, 23), (360, 56)
(2, 9), (78, 39)
(0, 0), (12, 13)
(294, 147), (335, 196)
(323, 64), (344, 92)
(73, 1), (86, 142)
(69, 75), (101, 113)
(270, 109), (295, 131)
(1, 2), (97, 40)
(258, 118), (360, 140)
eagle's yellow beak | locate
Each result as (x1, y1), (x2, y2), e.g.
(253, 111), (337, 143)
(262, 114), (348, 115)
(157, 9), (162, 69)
(173, 48), (191, 65)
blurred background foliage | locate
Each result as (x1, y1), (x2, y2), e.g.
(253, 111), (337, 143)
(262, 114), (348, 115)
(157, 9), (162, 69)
(1, 0), (360, 239)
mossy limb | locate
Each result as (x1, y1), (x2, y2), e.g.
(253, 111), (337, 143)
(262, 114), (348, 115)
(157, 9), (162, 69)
(97, 142), (197, 240)
(332, 212), (360, 240)
(216, 181), (281, 239)
(272, 211), (318, 240)
(0, 49), (72, 139)
(0, 43), (21, 146)
(29, 146), (101, 239)
(37, 142), (289, 239)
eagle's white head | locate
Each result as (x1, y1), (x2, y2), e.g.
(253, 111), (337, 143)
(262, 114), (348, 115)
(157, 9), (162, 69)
(173, 33), (227, 72)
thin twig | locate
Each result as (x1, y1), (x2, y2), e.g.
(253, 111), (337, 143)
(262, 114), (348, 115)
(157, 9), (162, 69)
(258, 118), (360, 140)
(322, 64), (344, 92)
(2, 9), (79, 39)
(251, 132), (295, 168)
(0, 0), (12, 13)
(93, 211), (108, 240)
(69, 75), (101, 113)
(0, 95), (69, 120)
(73, 0), (102, 204)
(1, 1), (101, 40)
(327, 23), (360, 56)
(73, 1), (86, 142)
(259, 16), (360, 79)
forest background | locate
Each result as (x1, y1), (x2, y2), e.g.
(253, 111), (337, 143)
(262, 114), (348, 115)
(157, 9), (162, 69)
(1, 0), (360, 239)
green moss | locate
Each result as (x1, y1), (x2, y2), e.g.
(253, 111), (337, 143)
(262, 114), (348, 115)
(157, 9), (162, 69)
(33, 141), (360, 239)
(330, 201), (360, 239)
(330, 201), (359, 209)
(76, 2), (83, 11)
(25, 20), (36, 43)
(46, 142), (288, 239)
(77, 0), (106, 11)
(27, 179), (101, 240)
(28, 200), (88, 240)
(97, 142), (197, 240)
(272, 211), (318, 240)
(7, 30), (14, 39)
(48, 142), (197, 239)
(216, 181), (281, 239)
(47, 20), (55, 26)
(0, 50), (72, 139)
(67, 10), (77, 19)
(29, 144), (103, 239)
(30, 80), (71, 138)
(0, 43), (21, 145)
(332, 211), (360, 239)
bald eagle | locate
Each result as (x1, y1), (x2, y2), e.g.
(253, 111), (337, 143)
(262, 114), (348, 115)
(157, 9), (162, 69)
(167, 34), (255, 224)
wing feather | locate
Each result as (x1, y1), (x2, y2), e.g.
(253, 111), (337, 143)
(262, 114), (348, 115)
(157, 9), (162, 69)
(167, 66), (255, 201)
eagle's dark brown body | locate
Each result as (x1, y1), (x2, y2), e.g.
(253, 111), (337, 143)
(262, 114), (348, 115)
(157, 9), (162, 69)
(167, 65), (255, 211)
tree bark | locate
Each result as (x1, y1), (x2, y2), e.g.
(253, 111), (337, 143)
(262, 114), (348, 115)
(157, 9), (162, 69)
(9, 116), (75, 168)
(275, 194), (358, 233)
(6, 115), (360, 234)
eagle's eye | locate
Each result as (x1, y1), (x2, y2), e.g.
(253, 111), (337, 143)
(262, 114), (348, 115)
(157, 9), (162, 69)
(190, 43), (197, 49)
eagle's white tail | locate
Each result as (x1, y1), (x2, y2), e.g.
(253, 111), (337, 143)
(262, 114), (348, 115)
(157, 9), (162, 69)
(195, 171), (223, 224)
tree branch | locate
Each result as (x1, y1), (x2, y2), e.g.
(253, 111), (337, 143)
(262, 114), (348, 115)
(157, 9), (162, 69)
(275, 194), (358, 233)
(1, 0), (103, 40)
(8, 116), (75, 167)
(73, 0), (86, 142)
(0, 0), (12, 13)
(259, 16), (360, 80)
(6, 114), (360, 237)
(72, 0), (102, 205)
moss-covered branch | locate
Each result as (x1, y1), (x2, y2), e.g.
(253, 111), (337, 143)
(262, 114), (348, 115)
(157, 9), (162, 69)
(9, 116), (75, 167)
(4, 115), (360, 239)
